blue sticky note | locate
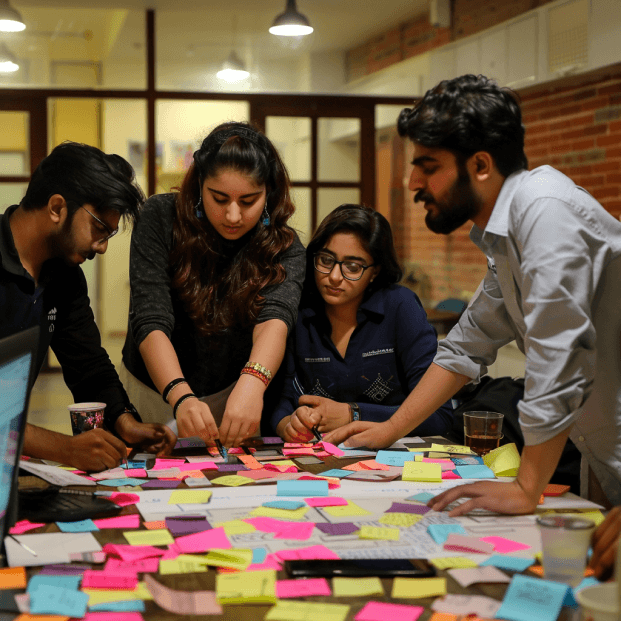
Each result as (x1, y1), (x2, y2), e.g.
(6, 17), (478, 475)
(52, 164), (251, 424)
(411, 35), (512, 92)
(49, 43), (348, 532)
(90, 600), (146, 612)
(252, 547), (268, 564)
(56, 519), (99, 533)
(97, 478), (145, 487)
(376, 450), (416, 466)
(480, 555), (535, 572)
(29, 584), (89, 618)
(277, 480), (329, 497)
(263, 500), (306, 510)
(27, 575), (82, 593)
(427, 523), (467, 544)
(452, 456), (484, 466)
(122, 460), (147, 469)
(454, 464), (496, 479)
(318, 469), (354, 479)
(406, 492), (435, 503)
(496, 574), (569, 621)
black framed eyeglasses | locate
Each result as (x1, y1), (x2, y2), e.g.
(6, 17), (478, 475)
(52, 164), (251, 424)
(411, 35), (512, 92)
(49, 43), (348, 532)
(313, 252), (375, 281)
(81, 205), (118, 245)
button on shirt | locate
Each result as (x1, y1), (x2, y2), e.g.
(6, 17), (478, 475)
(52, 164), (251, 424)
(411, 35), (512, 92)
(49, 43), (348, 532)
(434, 166), (621, 504)
(271, 285), (453, 436)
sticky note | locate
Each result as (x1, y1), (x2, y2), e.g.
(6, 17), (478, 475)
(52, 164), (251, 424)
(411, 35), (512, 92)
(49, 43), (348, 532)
(94, 515), (140, 529)
(9, 520), (46, 535)
(56, 519), (99, 533)
(98, 478), (145, 487)
(430, 443), (473, 454)
(305, 497), (348, 507)
(429, 557), (478, 570)
(376, 450), (415, 466)
(0, 566), (26, 589)
(263, 500), (306, 510)
(427, 524), (467, 544)
(277, 480), (328, 497)
(81, 571), (138, 590)
(168, 490), (212, 504)
(355, 601), (424, 621)
(317, 469), (353, 478)
(386, 502), (431, 515)
(211, 475), (252, 486)
(495, 574), (569, 621)
(250, 505), (310, 521)
(392, 577), (447, 599)
(323, 501), (372, 517)
(159, 556), (208, 575)
(358, 525), (400, 541)
(124, 529), (174, 546)
(431, 594), (502, 618)
(265, 600), (350, 621)
(108, 493), (141, 507)
(448, 565), (511, 588)
(333, 577), (384, 597)
(543, 483), (571, 496)
(210, 519), (255, 536)
(89, 600), (146, 612)
(453, 464), (496, 479)
(443, 534), (494, 554)
(175, 527), (231, 554)
(27, 574), (82, 593)
(379, 513), (423, 528)
(483, 443), (520, 477)
(480, 555), (535, 572)
(216, 569), (277, 604)
(203, 548), (253, 570)
(402, 461), (442, 482)
(29, 584), (89, 617)
(320, 442), (345, 457)
(276, 578), (332, 598)
(480, 536), (530, 554)
(314, 522), (359, 536)
(406, 492), (435, 503)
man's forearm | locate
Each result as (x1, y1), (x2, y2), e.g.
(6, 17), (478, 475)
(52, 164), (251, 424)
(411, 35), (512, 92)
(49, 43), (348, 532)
(23, 423), (71, 464)
(389, 363), (470, 436)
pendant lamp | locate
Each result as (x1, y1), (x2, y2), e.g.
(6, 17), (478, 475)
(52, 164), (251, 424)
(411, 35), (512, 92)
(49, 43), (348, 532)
(269, 0), (313, 37)
(0, 43), (18, 72)
(0, 0), (25, 32)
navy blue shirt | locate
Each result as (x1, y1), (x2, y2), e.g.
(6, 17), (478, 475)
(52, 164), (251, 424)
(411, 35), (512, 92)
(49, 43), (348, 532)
(270, 284), (453, 435)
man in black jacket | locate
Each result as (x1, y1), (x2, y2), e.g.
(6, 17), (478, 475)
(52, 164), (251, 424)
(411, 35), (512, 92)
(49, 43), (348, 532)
(1, 141), (176, 471)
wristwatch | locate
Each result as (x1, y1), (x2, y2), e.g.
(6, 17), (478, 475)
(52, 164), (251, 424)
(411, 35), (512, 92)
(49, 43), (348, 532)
(348, 402), (361, 422)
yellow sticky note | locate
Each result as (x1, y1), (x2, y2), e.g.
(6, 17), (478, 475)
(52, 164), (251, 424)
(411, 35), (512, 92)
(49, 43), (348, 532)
(83, 582), (153, 606)
(402, 461), (442, 482)
(358, 525), (400, 541)
(406, 447), (428, 452)
(323, 501), (372, 517)
(204, 548), (253, 570)
(124, 529), (174, 546)
(379, 512), (423, 528)
(483, 443), (520, 476)
(414, 455), (423, 461)
(216, 569), (277, 604)
(430, 443), (473, 454)
(214, 520), (257, 536)
(427, 452), (450, 459)
(392, 577), (447, 599)
(265, 601), (350, 621)
(332, 576), (384, 597)
(429, 557), (478, 570)
(168, 489), (212, 504)
(249, 506), (309, 521)
(264, 460), (297, 468)
(211, 475), (252, 486)
(159, 556), (208, 575)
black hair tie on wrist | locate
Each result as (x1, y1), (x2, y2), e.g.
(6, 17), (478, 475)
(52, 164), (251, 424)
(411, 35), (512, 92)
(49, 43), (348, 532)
(172, 393), (197, 419)
(162, 378), (188, 403)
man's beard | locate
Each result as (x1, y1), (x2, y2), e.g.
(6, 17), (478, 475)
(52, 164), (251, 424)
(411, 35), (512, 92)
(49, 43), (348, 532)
(416, 166), (483, 235)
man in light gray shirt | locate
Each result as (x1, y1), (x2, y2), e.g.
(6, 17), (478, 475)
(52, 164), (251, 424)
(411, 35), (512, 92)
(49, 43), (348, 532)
(324, 74), (621, 515)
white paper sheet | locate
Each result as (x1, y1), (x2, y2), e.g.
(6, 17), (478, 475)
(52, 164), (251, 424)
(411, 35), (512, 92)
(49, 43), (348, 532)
(18, 460), (96, 487)
(5, 532), (102, 567)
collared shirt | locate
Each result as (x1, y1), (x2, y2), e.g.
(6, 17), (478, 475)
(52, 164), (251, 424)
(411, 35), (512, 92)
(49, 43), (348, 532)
(434, 166), (621, 503)
(0, 205), (136, 430)
(270, 284), (453, 435)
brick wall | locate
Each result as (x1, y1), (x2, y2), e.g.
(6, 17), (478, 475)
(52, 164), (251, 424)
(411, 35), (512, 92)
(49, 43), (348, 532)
(388, 63), (621, 306)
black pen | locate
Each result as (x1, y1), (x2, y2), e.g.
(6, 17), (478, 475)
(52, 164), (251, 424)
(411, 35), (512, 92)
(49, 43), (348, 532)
(215, 438), (228, 460)
(311, 425), (323, 444)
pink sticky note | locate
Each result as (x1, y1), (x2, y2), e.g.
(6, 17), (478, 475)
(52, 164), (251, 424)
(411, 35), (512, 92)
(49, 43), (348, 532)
(246, 554), (283, 572)
(298, 475), (341, 490)
(479, 536), (531, 553)
(443, 534), (495, 554)
(124, 469), (148, 478)
(237, 469), (276, 480)
(276, 578), (331, 598)
(175, 526), (231, 553)
(82, 613), (145, 621)
(442, 470), (462, 479)
(276, 545), (340, 561)
(283, 449), (317, 456)
(105, 557), (159, 573)
(81, 570), (138, 590)
(153, 458), (186, 470)
(423, 458), (456, 471)
(160, 544), (181, 560)
(244, 517), (285, 532)
(94, 514), (141, 529)
(273, 522), (315, 541)
(320, 441), (345, 457)
(178, 462), (218, 471)
(9, 519), (46, 534)
(356, 601), (424, 621)
(264, 463), (298, 473)
(109, 493), (141, 507)
(102, 544), (167, 562)
(358, 460), (390, 471)
(305, 497), (348, 507)
(284, 443), (314, 448)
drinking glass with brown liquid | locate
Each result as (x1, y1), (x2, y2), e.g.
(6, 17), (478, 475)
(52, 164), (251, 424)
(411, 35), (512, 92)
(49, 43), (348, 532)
(463, 411), (504, 456)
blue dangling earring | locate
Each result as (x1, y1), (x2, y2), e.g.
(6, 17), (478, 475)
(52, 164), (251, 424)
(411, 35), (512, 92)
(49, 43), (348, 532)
(262, 205), (270, 226)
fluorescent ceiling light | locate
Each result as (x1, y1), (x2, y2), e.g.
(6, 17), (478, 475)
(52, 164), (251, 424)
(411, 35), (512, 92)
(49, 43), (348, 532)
(216, 50), (249, 83)
(0, 0), (25, 32)
(269, 0), (313, 37)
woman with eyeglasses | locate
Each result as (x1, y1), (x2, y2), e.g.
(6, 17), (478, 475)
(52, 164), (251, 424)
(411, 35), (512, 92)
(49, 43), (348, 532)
(271, 203), (453, 442)
(120, 122), (305, 448)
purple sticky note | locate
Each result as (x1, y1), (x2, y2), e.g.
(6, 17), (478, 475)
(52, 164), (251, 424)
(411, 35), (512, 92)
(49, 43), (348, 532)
(262, 437), (284, 444)
(218, 464), (248, 472)
(386, 502), (431, 515)
(139, 480), (180, 489)
(176, 438), (206, 448)
(315, 522), (360, 536)
(39, 564), (90, 576)
(165, 515), (212, 537)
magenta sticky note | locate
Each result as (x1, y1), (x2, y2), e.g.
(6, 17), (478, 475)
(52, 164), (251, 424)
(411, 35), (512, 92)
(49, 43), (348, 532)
(153, 458), (186, 470)
(276, 578), (331, 598)
(443, 534), (495, 554)
(320, 441), (345, 456)
(273, 522), (316, 541)
(124, 469), (147, 478)
(276, 545), (340, 561)
(178, 462), (218, 471)
(109, 493), (141, 507)
(9, 519), (46, 534)
(175, 526), (231, 553)
(105, 557), (159, 573)
(355, 601), (424, 621)
(246, 554), (283, 572)
(305, 497), (348, 507)
(442, 470), (462, 479)
(81, 570), (138, 590)
(82, 613), (145, 621)
(102, 544), (167, 562)
(94, 514), (141, 529)
(479, 536), (531, 553)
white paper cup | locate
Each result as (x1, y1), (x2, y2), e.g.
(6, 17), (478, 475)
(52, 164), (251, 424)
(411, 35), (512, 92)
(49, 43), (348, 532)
(575, 583), (619, 621)
(68, 402), (106, 435)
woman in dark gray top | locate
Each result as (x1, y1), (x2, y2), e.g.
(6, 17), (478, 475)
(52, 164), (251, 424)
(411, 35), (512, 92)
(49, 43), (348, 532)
(121, 122), (305, 447)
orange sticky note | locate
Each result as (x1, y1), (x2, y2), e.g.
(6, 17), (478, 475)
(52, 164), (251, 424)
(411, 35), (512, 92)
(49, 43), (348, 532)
(543, 484), (571, 496)
(143, 520), (166, 530)
(16, 616), (69, 621)
(0, 566), (27, 589)
(238, 455), (263, 470)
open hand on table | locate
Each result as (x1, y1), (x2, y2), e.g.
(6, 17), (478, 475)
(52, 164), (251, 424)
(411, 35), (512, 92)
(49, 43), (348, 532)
(427, 480), (540, 517)
(114, 411), (177, 456)
(218, 374), (263, 448)
(322, 419), (401, 449)
(589, 506), (621, 580)
(67, 428), (128, 472)
(176, 397), (219, 442)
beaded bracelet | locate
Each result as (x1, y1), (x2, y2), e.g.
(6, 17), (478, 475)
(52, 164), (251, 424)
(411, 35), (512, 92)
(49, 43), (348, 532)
(243, 361), (273, 381)
(240, 366), (270, 387)
(172, 392), (197, 418)
(162, 377), (188, 403)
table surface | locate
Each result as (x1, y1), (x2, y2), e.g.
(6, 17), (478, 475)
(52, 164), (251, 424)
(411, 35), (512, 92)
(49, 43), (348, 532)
(15, 437), (580, 621)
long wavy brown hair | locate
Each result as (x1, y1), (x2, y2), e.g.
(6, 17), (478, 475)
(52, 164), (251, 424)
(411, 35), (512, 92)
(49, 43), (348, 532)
(170, 122), (296, 336)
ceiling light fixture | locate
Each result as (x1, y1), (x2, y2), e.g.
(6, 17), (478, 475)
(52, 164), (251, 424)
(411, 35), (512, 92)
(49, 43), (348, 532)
(269, 0), (313, 37)
(0, 0), (25, 32)
(217, 50), (249, 83)
(0, 42), (18, 72)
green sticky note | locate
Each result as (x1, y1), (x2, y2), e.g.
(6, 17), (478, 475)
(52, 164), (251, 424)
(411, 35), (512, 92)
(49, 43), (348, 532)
(159, 556), (208, 575)
(204, 548), (253, 570)
(211, 475), (252, 486)
(332, 576), (384, 597)
(168, 489), (212, 504)
(323, 501), (372, 517)
(265, 600), (350, 621)
(216, 569), (277, 604)
(358, 525), (400, 541)
(123, 529), (174, 546)
(379, 512), (423, 528)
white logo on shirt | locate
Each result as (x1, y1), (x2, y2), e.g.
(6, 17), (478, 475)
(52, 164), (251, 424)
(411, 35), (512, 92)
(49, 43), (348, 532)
(362, 348), (394, 358)
(47, 307), (56, 332)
